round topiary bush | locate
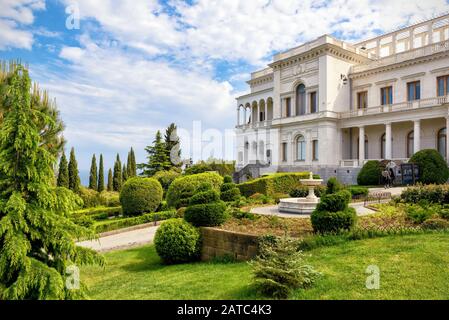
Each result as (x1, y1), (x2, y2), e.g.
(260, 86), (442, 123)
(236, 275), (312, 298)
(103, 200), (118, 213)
(153, 170), (181, 192)
(166, 172), (223, 208)
(189, 190), (220, 205)
(223, 175), (233, 183)
(311, 208), (357, 234)
(184, 201), (228, 227)
(315, 190), (351, 212)
(154, 219), (201, 264)
(409, 149), (449, 184)
(326, 177), (342, 194)
(357, 160), (382, 186)
(220, 178), (241, 202)
(119, 177), (163, 216)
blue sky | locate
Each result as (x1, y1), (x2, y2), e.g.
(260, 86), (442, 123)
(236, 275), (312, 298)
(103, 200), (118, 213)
(1, 0), (449, 184)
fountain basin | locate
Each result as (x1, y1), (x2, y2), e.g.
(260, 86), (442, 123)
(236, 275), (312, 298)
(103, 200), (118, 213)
(278, 197), (320, 214)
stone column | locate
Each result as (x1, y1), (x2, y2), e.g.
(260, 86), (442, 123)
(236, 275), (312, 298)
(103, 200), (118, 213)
(264, 102), (268, 122)
(257, 103), (260, 123)
(243, 107), (247, 125)
(359, 126), (365, 164)
(446, 117), (449, 163)
(414, 120), (421, 154)
(385, 122), (392, 160)
(237, 107), (240, 126)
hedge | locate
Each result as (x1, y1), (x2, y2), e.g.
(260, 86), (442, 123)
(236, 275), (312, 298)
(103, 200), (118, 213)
(120, 177), (163, 216)
(237, 172), (320, 197)
(401, 184), (449, 204)
(184, 201), (228, 227)
(94, 210), (177, 233)
(409, 149), (449, 184)
(73, 206), (122, 217)
(311, 208), (357, 234)
(166, 172), (223, 208)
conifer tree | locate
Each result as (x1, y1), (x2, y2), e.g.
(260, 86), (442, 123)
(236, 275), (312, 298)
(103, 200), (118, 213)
(98, 154), (105, 192)
(0, 65), (103, 299)
(88, 154), (97, 190)
(113, 154), (122, 191)
(57, 151), (69, 188)
(127, 147), (137, 177)
(122, 163), (128, 182)
(107, 168), (113, 191)
(138, 131), (171, 176)
(164, 123), (181, 168)
(68, 147), (80, 193)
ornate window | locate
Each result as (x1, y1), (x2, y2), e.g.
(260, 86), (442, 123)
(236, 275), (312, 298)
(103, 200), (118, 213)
(437, 75), (449, 96)
(357, 91), (368, 109)
(380, 86), (393, 105)
(296, 84), (306, 115)
(310, 92), (317, 113)
(296, 135), (306, 161)
(407, 81), (421, 101)
(407, 131), (414, 158)
(438, 127), (447, 158)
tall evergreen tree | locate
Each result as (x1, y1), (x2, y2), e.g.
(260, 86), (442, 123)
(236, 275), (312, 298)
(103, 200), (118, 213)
(122, 163), (128, 182)
(88, 154), (97, 190)
(68, 147), (80, 193)
(0, 60), (65, 157)
(107, 168), (113, 191)
(138, 131), (171, 176)
(113, 154), (122, 191)
(127, 147), (137, 177)
(56, 151), (69, 188)
(0, 65), (102, 299)
(164, 123), (181, 168)
(98, 154), (105, 192)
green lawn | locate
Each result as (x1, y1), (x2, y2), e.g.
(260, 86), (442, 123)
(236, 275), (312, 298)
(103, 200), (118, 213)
(80, 233), (449, 300)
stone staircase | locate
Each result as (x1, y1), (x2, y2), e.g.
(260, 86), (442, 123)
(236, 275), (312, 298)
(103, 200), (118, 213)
(233, 161), (274, 183)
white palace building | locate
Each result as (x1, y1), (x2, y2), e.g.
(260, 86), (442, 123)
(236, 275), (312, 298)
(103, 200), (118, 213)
(234, 14), (449, 184)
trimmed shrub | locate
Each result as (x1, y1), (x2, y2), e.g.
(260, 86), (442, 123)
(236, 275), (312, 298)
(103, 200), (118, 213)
(154, 219), (201, 264)
(98, 191), (120, 207)
(347, 186), (369, 197)
(184, 201), (228, 227)
(120, 177), (163, 216)
(189, 190), (220, 205)
(221, 188), (241, 202)
(326, 177), (342, 194)
(78, 186), (101, 208)
(223, 175), (233, 183)
(289, 185), (326, 198)
(94, 210), (176, 233)
(311, 208), (357, 234)
(250, 237), (320, 299)
(153, 170), (181, 192)
(400, 184), (449, 204)
(176, 207), (187, 218)
(237, 172), (320, 197)
(184, 160), (235, 177)
(166, 172), (223, 208)
(421, 218), (449, 230)
(409, 149), (449, 184)
(357, 160), (381, 186)
(315, 190), (351, 213)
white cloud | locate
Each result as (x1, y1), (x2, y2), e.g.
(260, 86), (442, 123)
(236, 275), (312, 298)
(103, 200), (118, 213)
(0, 0), (45, 50)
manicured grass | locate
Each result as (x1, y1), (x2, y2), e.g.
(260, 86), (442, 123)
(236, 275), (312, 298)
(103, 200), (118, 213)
(80, 233), (449, 300)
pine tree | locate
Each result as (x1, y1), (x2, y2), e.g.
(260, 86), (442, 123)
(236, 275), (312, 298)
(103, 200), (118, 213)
(127, 147), (137, 177)
(88, 154), (97, 190)
(1, 60), (65, 157)
(56, 151), (69, 188)
(0, 65), (103, 299)
(138, 131), (171, 176)
(68, 147), (80, 193)
(122, 163), (128, 182)
(98, 154), (105, 192)
(164, 123), (181, 168)
(113, 154), (122, 191)
(107, 168), (113, 191)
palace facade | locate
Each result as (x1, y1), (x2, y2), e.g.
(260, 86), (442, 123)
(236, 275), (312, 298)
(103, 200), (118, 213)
(234, 14), (449, 184)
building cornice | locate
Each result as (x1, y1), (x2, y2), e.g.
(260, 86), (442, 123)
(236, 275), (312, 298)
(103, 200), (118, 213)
(268, 43), (371, 71)
(236, 87), (273, 101)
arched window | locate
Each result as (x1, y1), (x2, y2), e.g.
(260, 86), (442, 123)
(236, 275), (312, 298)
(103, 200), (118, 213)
(296, 135), (306, 161)
(438, 127), (447, 158)
(296, 84), (306, 116)
(357, 135), (368, 159)
(407, 131), (414, 158)
(381, 133), (385, 159)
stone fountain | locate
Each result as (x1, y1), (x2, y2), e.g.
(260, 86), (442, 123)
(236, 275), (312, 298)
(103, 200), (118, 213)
(278, 172), (323, 214)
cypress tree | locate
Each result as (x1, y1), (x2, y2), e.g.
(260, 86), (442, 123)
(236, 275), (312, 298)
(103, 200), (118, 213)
(107, 168), (113, 191)
(0, 65), (103, 299)
(113, 154), (122, 191)
(138, 131), (171, 176)
(98, 154), (105, 192)
(68, 147), (80, 193)
(88, 154), (97, 190)
(164, 123), (181, 168)
(56, 151), (69, 188)
(127, 147), (136, 177)
(122, 163), (128, 182)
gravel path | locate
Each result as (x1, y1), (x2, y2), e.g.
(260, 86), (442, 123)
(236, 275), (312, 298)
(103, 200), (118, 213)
(77, 225), (159, 252)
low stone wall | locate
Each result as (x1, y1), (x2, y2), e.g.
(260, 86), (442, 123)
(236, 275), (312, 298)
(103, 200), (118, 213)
(200, 227), (260, 262)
